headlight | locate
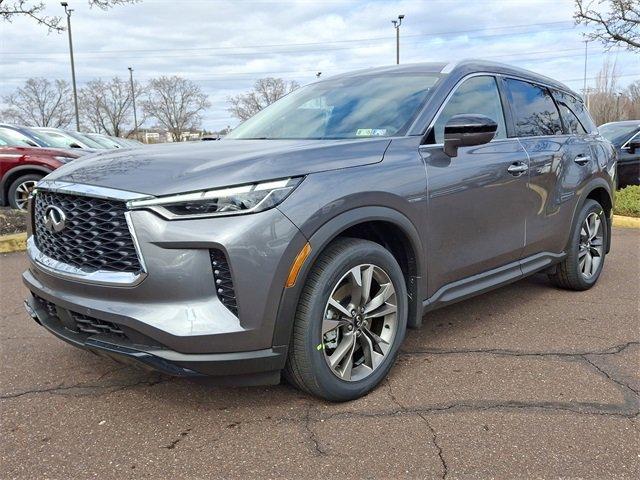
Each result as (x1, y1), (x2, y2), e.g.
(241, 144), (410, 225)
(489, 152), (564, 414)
(53, 156), (76, 164)
(127, 177), (303, 219)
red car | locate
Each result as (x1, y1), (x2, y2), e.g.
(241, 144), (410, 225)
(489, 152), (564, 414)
(0, 145), (80, 210)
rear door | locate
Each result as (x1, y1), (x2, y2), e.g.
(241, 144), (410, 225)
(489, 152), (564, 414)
(420, 75), (531, 295)
(503, 79), (596, 257)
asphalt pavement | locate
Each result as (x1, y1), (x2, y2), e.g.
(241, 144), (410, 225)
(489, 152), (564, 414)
(1, 228), (638, 479)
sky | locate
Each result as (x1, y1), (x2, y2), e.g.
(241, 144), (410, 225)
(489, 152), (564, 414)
(0, 0), (638, 131)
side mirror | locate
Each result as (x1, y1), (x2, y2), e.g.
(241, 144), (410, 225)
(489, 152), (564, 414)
(627, 138), (640, 154)
(443, 114), (498, 157)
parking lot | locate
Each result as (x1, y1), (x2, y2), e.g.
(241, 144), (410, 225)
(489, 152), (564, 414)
(1, 227), (638, 479)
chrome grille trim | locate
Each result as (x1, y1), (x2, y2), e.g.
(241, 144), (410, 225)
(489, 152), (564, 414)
(28, 180), (148, 286)
(28, 236), (147, 286)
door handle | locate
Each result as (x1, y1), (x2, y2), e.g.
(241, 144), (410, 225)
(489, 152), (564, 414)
(574, 154), (591, 166)
(507, 162), (528, 175)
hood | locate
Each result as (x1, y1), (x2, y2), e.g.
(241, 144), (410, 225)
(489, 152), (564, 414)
(45, 138), (391, 196)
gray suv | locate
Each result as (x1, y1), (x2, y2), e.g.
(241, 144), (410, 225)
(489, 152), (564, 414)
(23, 60), (615, 401)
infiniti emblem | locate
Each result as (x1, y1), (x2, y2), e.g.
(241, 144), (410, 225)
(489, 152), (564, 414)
(43, 205), (67, 233)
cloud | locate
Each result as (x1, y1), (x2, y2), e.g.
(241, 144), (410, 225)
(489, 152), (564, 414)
(1, 0), (637, 130)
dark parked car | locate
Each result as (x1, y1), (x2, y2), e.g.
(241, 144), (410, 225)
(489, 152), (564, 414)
(0, 141), (80, 209)
(22, 61), (615, 401)
(598, 120), (640, 187)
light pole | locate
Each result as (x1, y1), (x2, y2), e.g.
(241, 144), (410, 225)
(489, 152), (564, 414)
(61, 2), (80, 131)
(582, 40), (589, 99)
(128, 67), (139, 139)
(391, 14), (404, 65)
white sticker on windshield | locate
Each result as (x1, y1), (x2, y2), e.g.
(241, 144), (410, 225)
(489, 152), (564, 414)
(356, 129), (387, 136)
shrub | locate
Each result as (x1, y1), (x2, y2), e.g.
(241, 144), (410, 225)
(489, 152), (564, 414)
(614, 185), (640, 218)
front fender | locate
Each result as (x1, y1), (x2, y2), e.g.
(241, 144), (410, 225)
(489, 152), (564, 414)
(272, 205), (426, 347)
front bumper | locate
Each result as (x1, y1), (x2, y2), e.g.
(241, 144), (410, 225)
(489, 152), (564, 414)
(24, 293), (285, 383)
(23, 181), (310, 380)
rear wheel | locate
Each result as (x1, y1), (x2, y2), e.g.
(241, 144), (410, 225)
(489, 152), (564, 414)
(285, 238), (408, 401)
(8, 174), (41, 210)
(548, 199), (608, 291)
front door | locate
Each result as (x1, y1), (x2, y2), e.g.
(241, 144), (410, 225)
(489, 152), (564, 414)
(420, 75), (531, 297)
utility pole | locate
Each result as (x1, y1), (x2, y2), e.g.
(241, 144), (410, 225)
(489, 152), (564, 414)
(128, 67), (139, 139)
(391, 15), (404, 65)
(61, 2), (80, 131)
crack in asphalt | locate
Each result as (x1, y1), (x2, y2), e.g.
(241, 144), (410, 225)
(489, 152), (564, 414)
(318, 397), (640, 424)
(386, 380), (448, 479)
(162, 427), (192, 449)
(400, 341), (640, 359)
(581, 355), (640, 396)
(0, 376), (169, 400)
(303, 404), (327, 456)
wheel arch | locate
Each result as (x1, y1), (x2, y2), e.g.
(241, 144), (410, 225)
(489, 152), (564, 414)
(570, 178), (614, 254)
(0, 165), (51, 206)
(273, 206), (426, 349)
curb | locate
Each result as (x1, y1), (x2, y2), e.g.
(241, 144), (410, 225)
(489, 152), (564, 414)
(613, 215), (640, 229)
(0, 232), (27, 254)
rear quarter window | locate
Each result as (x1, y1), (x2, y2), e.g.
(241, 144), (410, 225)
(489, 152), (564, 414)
(552, 90), (587, 135)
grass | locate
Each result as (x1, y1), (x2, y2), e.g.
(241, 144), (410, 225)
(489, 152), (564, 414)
(614, 185), (640, 218)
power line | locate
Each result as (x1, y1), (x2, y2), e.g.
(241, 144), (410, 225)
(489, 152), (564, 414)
(1, 20), (574, 57)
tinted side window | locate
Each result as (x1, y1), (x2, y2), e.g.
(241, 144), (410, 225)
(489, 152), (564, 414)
(432, 76), (506, 144)
(505, 79), (563, 137)
(566, 94), (596, 134)
(553, 91), (587, 135)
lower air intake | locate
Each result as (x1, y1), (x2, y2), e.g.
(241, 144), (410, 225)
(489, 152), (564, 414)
(209, 249), (238, 317)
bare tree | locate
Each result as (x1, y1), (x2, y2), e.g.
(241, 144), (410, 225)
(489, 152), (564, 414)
(228, 77), (300, 121)
(1, 77), (74, 127)
(575, 0), (640, 50)
(0, 0), (139, 32)
(621, 80), (640, 119)
(587, 59), (620, 124)
(79, 77), (144, 137)
(141, 76), (210, 142)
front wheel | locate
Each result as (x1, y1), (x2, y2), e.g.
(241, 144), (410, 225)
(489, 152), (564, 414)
(285, 238), (408, 401)
(548, 199), (608, 291)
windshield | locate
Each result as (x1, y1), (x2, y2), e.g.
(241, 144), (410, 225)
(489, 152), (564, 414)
(227, 74), (441, 140)
(87, 134), (122, 148)
(599, 123), (640, 146)
(0, 128), (38, 147)
(66, 131), (105, 149)
(36, 130), (82, 148)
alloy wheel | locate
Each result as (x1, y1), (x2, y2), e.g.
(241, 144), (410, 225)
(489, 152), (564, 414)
(322, 264), (398, 382)
(579, 212), (604, 279)
(13, 180), (38, 210)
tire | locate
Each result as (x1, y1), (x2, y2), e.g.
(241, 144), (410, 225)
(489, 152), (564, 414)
(548, 199), (608, 291)
(285, 238), (408, 401)
(8, 174), (42, 210)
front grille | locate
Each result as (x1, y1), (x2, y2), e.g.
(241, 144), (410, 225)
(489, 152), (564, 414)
(210, 249), (238, 316)
(34, 191), (142, 273)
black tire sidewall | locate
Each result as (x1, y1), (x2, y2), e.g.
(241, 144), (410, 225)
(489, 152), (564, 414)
(568, 199), (607, 288)
(8, 174), (42, 209)
(301, 240), (408, 401)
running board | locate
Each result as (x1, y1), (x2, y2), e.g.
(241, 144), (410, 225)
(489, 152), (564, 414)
(422, 251), (565, 314)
